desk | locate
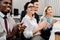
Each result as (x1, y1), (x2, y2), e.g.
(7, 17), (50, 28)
(49, 21), (60, 40)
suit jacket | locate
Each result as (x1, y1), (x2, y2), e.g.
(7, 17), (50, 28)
(20, 10), (40, 23)
(0, 12), (15, 40)
(34, 13), (40, 23)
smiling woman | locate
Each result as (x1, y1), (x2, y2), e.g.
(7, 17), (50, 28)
(21, 2), (48, 40)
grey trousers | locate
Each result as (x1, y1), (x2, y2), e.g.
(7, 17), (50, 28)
(31, 35), (45, 40)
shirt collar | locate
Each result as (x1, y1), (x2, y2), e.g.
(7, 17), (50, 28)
(0, 12), (5, 18)
(26, 15), (34, 20)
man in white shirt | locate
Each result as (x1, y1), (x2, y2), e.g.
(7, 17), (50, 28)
(0, 0), (26, 40)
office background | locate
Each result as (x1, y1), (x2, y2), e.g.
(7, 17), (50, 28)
(12, 0), (60, 17)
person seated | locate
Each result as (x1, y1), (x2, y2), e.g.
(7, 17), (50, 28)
(40, 6), (57, 40)
(21, 2), (48, 40)
(0, 0), (26, 40)
(20, 0), (40, 24)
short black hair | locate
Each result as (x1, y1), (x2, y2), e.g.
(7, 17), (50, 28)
(24, 2), (32, 11)
(0, 0), (12, 1)
(0, 0), (2, 1)
(30, 0), (38, 4)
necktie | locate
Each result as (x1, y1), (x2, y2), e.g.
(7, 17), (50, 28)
(4, 16), (8, 34)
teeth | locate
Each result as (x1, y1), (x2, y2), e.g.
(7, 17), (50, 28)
(7, 8), (10, 10)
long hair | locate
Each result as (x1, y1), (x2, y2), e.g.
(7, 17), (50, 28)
(43, 6), (52, 17)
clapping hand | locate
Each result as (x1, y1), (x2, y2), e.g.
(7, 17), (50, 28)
(38, 21), (48, 29)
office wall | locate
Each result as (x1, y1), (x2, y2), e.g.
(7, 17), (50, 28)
(12, 0), (30, 14)
(46, 0), (60, 16)
(12, 0), (60, 16)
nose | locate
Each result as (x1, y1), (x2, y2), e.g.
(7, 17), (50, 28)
(7, 3), (11, 7)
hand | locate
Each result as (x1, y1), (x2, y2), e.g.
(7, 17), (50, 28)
(13, 23), (26, 34)
(38, 21), (48, 29)
(18, 23), (26, 33)
(50, 19), (57, 25)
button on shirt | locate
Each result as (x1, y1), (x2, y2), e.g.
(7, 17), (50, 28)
(40, 16), (53, 30)
(22, 15), (40, 38)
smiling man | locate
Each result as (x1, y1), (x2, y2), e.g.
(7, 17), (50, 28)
(0, 0), (26, 40)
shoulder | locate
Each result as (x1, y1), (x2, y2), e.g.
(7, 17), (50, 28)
(40, 16), (46, 20)
(40, 16), (47, 22)
(21, 15), (30, 22)
(21, 10), (26, 15)
(34, 13), (39, 16)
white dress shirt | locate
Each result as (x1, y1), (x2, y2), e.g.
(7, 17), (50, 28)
(0, 12), (15, 40)
(22, 15), (40, 38)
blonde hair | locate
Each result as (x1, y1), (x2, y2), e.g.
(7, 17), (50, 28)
(43, 6), (52, 17)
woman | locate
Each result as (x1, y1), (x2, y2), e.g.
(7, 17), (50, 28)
(40, 6), (57, 40)
(21, 2), (48, 40)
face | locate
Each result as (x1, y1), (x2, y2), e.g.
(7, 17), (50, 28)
(0, 0), (12, 14)
(46, 7), (52, 16)
(34, 2), (39, 11)
(26, 3), (35, 15)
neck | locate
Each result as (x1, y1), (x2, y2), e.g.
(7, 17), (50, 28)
(1, 11), (7, 16)
(46, 14), (51, 18)
(27, 12), (32, 19)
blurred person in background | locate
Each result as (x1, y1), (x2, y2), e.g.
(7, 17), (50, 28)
(40, 6), (57, 40)
(31, 0), (40, 23)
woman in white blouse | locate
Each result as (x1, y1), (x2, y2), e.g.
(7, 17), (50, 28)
(22, 2), (48, 40)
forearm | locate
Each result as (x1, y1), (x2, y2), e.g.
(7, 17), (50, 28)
(32, 26), (43, 35)
(6, 31), (16, 38)
(6, 27), (17, 38)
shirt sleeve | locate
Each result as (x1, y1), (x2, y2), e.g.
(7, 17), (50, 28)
(0, 23), (6, 40)
(22, 18), (34, 38)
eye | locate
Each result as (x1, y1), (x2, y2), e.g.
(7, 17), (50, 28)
(4, 2), (12, 5)
(4, 2), (8, 4)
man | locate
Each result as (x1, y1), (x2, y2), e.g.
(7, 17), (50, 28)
(31, 0), (40, 23)
(0, 0), (25, 40)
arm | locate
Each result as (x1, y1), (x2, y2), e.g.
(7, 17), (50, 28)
(6, 23), (26, 39)
(0, 23), (6, 40)
(6, 24), (18, 38)
(23, 19), (47, 38)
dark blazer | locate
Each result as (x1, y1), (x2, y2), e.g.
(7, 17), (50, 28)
(20, 10), (40, 23)
(20, 10), (26, 22)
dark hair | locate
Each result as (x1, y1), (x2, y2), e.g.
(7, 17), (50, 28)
(0, 0), (2, 1)
(0, 0), (13, 1)
(24, 2), (32, 11)
(30, 0), (38, 4)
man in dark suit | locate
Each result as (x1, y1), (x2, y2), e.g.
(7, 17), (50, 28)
(31, 0), (40, 23)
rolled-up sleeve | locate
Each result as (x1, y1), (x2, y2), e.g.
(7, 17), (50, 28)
(22, 18), (34, 38)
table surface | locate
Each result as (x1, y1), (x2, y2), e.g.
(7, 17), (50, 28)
(49, 21), (60, 40)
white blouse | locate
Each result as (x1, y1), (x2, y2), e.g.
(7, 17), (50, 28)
(22, 15), (40, 38)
